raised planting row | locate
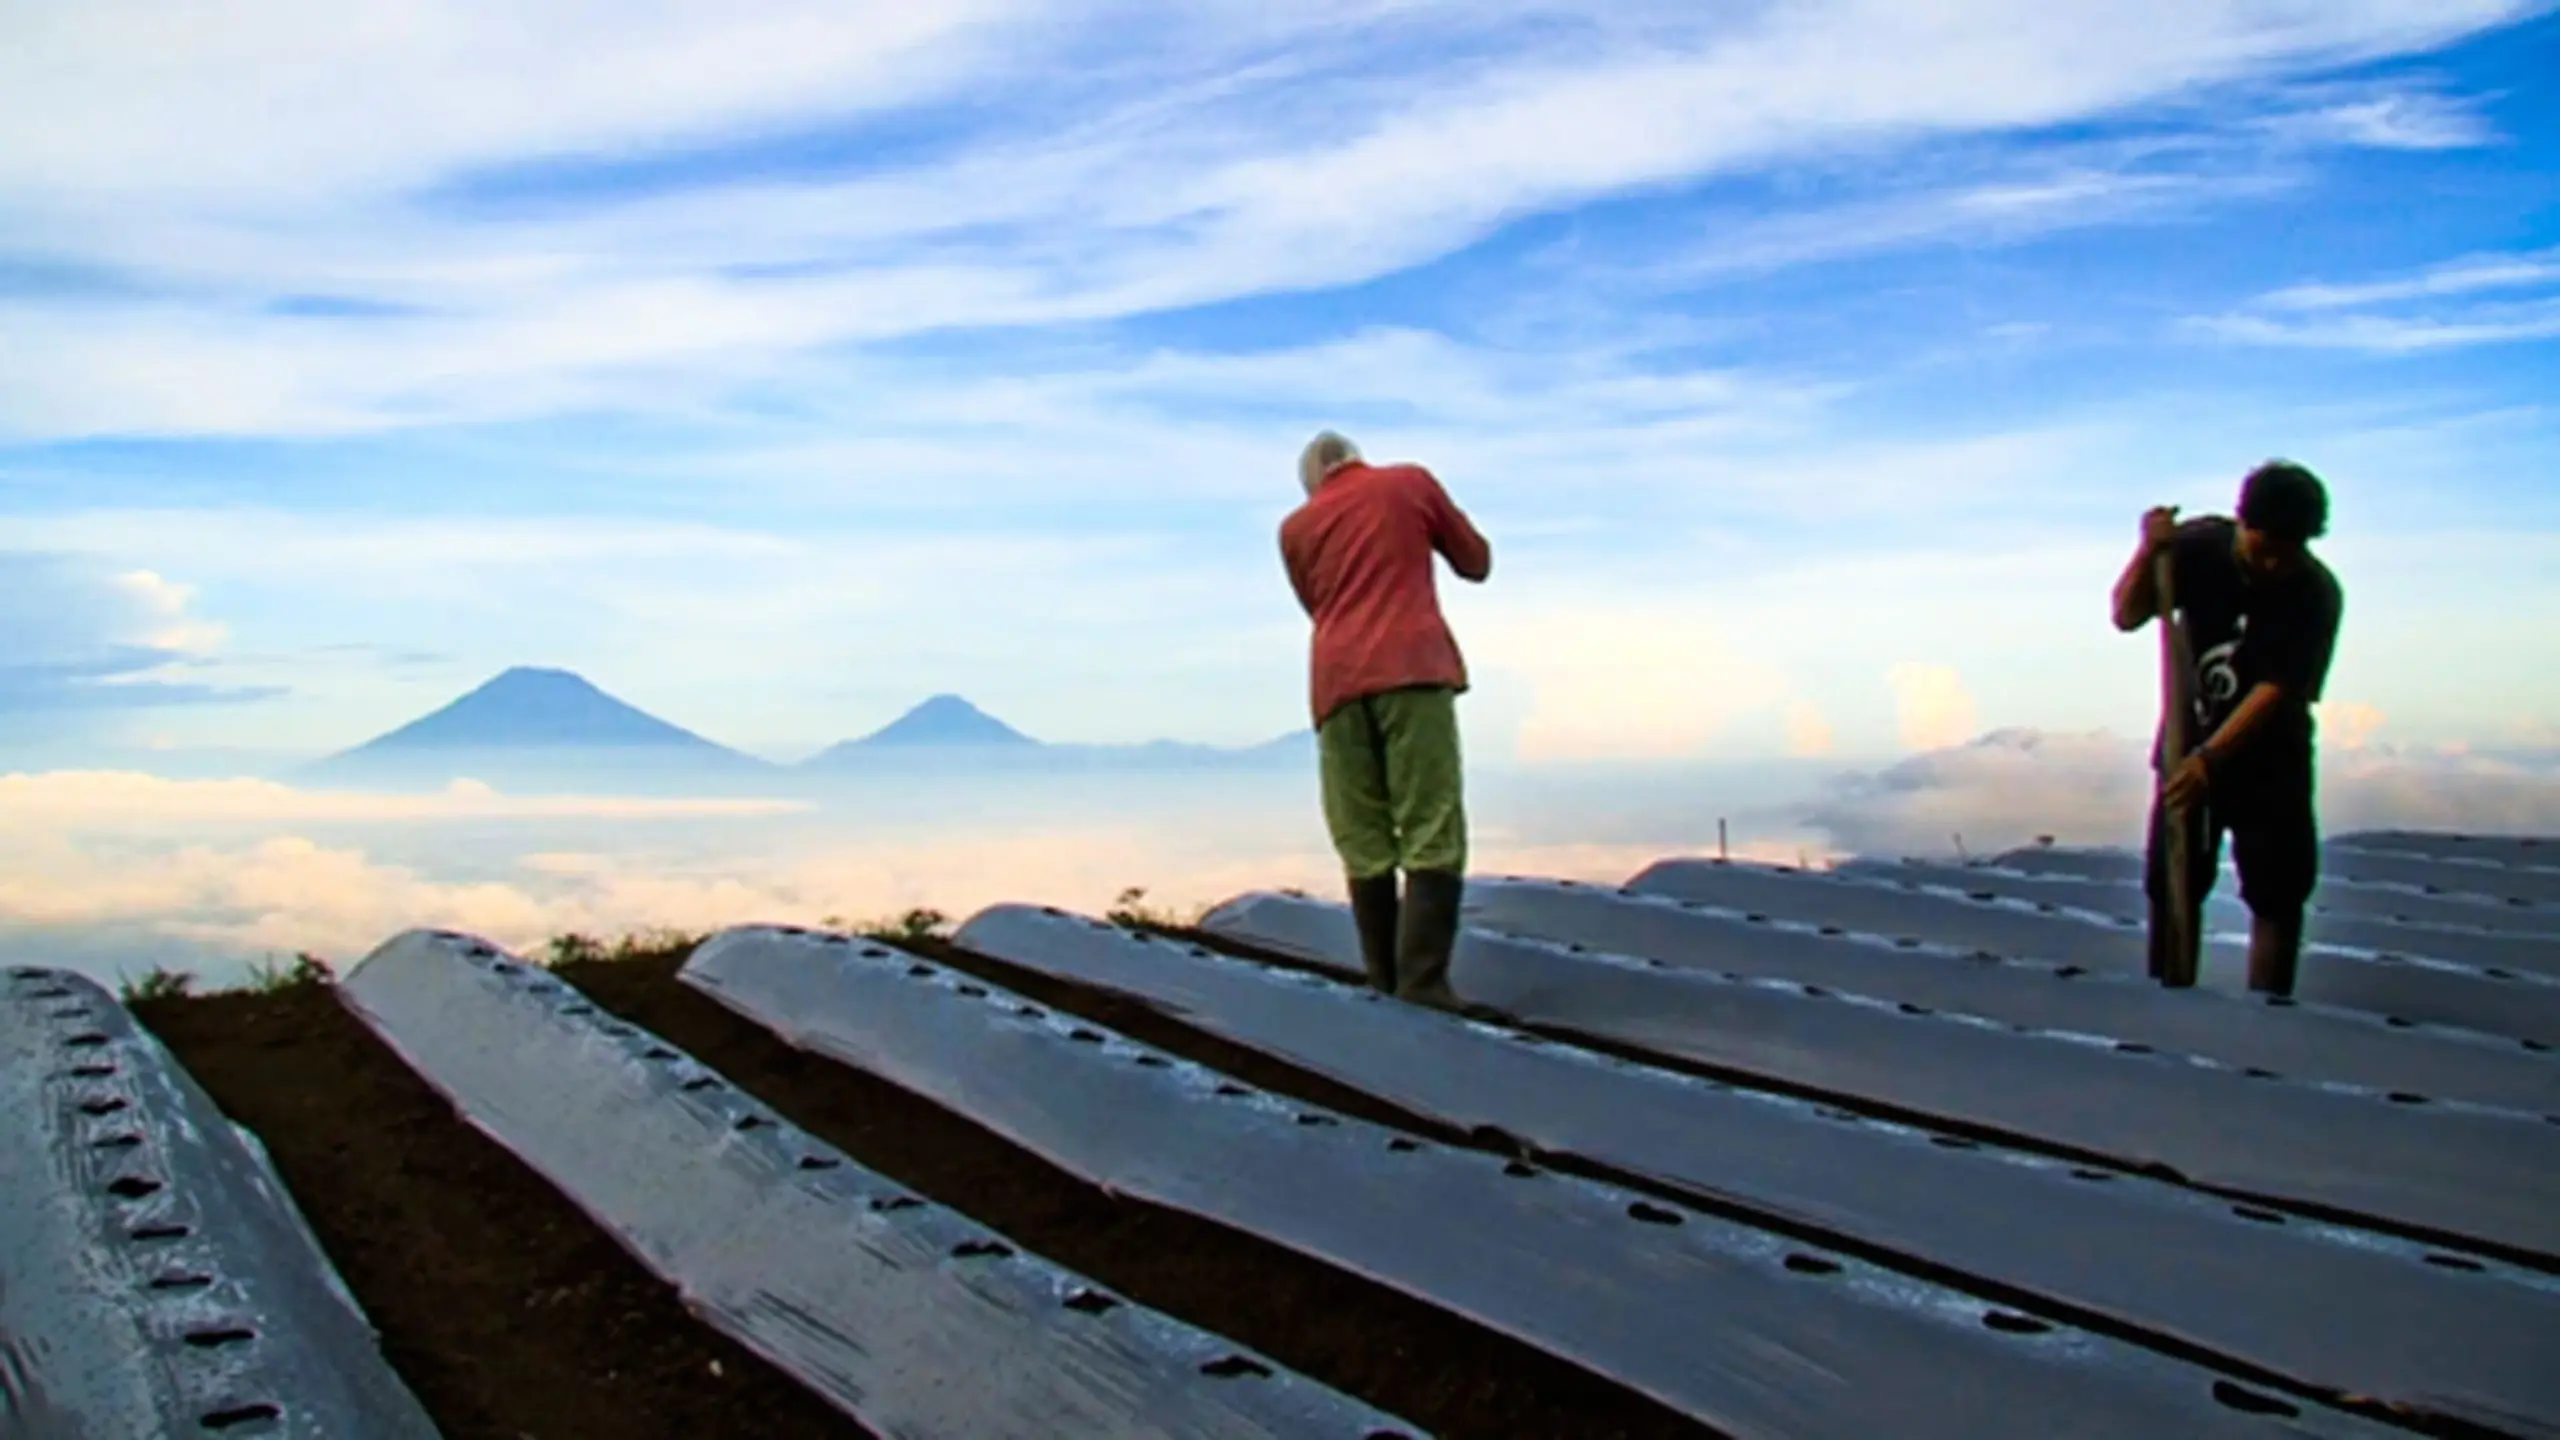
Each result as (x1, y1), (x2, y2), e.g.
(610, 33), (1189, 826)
(560, 942), (1726, 1439)
(1199, 892), (2560, 1266)
(1977, 842), (2560, 915)
(1459, 877), (2557, 1111)
(678, 923), (2392, 1440)
(2312, 846), (2560, 903)
(2330, 832), (2555, 870)
(1842, 855), (2560, 967)
(1623, 859), (2560, 1042)
(134, 943), (1671, 1439)
(1, 966), (441, 1439)
(945, 904), (2560, 1435)
(336, 929), (1424, 1440)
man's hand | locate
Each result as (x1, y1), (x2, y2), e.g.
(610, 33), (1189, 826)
(2113, 505), (2183, 631)
(2161, 750), (2212, 810)
(2141, 505), (2180, 556)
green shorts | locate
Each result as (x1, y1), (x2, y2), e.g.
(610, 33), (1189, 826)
(1317, 685), (1467, 879)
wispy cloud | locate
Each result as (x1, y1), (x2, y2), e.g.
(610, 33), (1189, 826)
(2245, 76), (2508, 151)
(2, 2), (2551, 771)
(0, 554), (279, 716)
(2262, 247), (2560, 311)
(2192, 244), (2560, 352)
(0, 2), (2537, 439)
(2200, 303), (2560, 353)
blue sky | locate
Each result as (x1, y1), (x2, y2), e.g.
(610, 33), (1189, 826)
(4, 0), (2557, 769)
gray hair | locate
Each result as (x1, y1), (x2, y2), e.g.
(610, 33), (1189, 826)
(1298, 430), (1361, 495)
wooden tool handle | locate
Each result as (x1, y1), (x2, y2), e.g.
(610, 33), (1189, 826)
(2152, 546), (2201, 987)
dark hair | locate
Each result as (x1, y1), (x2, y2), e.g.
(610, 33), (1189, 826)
(2237, 459), (2328, 542)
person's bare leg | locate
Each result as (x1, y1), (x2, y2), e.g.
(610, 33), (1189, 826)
(2248, 910), (2303, 997)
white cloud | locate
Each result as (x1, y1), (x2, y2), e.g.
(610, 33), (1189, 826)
(2261, 247), (2560, 311)
(1474, 592), (1795, 763)
(0, 780), (1728, 981)
(1805, 726), (2560, 858)
(0, 2), (2536, 438)
(110, 571), (228, 656)
(15, 509), (878, 595)
(19, 727), (2550, 985)
(2192, 244), (2560, 353)
(1888, 663), (1982, 753)
(1631, 136), (2306, 287)
(0, 771), (808, 829)
(1784, 700), (1838, 758)
(2322, 699), (2388, 751)
(0, 553), (268, 716)
(0, 0), (1031, 203)
(2196, 303), (2560, 353)
(2251, 81), (2505, 151)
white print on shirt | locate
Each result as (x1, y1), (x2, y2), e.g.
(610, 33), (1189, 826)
(2194, 614), (2245, 725)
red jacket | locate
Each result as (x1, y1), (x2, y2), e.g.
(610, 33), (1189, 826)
(1279, 460), (1492, 728)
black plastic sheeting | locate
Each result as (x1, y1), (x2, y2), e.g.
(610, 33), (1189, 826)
(953, 904), (2560, 1436)
(1199, 893), (2560, 1265)
(2335, 831), (2557, 869)
(1625, 859), (2560, 1045)
(1461, 877), (2560, 1113)
(337, 929), (1418, 1440)
(0, 966), (442, 1440)
(684, 925), (2389, 1440)
(1979, 845), (2560, 932)
(1840, 854), (2560, 982)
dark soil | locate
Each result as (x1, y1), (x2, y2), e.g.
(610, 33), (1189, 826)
(134, 980), (873, 1440)
(134, 954), (1718, 1440)
(565, 948), (1719, 1440)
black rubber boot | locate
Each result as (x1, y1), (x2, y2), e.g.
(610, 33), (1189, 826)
(2247, 912), (2303, 998)
(1395, 868), (1467, 1013)
(1346, 871), (1401, 994)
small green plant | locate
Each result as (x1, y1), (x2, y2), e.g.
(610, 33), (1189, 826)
(120, 966), (197, 1004)
(608, 927), (704, 963)
(849, 907), (949, 943)
(1106, 886), (1203, 931)
(242, 952), (336, 993)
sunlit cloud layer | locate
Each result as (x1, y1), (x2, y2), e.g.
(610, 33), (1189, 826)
(0, 770), (809, 827)
(7, 739), (2552, 991)
(1805, 728), (2560, 857)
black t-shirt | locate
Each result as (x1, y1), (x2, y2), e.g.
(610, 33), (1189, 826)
(2153, 516), (2343, 778)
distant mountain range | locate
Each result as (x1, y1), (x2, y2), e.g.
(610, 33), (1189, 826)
(297, 667), (1309, 790)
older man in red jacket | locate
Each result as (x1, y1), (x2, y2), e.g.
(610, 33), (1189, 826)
(1279, 430), (1492, 1012)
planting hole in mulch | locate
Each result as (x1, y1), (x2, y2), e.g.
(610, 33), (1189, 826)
(136, 943), (1723, 1440)
(133, 981), (876, 1440)
(559, 946), (1723, 1440)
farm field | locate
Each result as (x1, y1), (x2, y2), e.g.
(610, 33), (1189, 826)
(10, 827), (2556, 1438)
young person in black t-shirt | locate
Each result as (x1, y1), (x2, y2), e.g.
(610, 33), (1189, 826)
(2110, 460), (2344, 997)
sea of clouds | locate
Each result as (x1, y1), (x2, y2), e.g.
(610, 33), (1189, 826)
(7, 729), (2552, 992)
